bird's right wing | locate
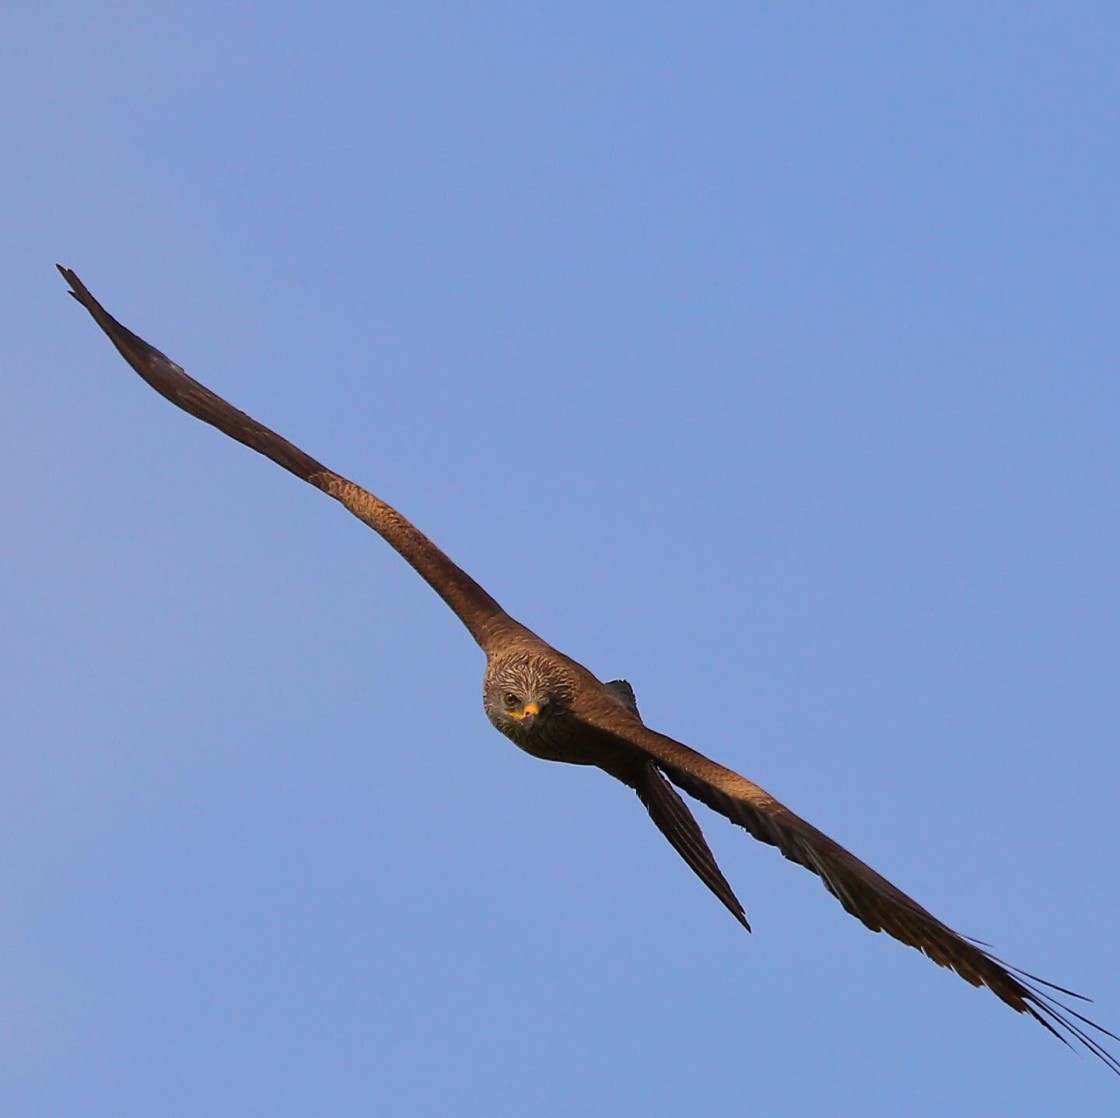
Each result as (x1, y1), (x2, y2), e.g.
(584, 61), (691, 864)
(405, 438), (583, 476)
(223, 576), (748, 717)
(58, 266), (517, 651)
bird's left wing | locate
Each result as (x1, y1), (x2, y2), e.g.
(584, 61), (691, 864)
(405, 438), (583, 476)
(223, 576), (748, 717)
(602, 716), (1118, 1070)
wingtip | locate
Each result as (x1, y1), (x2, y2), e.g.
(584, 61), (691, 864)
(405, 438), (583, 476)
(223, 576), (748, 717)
(57, 264), (83, 301)
(57, 266), (104, 313)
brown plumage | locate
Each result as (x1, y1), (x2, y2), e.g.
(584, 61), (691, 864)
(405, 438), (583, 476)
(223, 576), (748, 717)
(58, 265), (1118, 1072)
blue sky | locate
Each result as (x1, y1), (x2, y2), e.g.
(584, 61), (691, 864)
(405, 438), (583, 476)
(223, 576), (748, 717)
(4, 4), (1119, 1114)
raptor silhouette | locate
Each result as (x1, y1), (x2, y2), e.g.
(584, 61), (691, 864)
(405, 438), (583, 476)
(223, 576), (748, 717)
(58, 265), (1118, 1072)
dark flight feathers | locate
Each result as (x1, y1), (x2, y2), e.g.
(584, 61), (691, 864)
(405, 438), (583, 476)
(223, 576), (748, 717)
(634, 759), (750, 930)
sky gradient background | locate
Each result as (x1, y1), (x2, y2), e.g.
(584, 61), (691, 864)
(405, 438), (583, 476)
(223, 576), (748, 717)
(4, 4), (1119, 1115)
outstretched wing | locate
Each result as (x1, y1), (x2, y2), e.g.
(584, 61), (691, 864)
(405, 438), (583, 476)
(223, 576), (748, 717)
(610, 717), (1118, 1070)
(58, 266), (518, 652)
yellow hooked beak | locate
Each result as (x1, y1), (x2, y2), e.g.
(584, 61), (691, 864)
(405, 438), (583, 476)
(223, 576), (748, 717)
(509, 701), (541, 721)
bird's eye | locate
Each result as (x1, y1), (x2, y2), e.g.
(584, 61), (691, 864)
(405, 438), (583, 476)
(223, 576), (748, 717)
(503, 691), (521, 709)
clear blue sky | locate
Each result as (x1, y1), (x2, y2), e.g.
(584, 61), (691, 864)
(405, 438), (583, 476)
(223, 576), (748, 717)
(4, 4), (1118, 1115)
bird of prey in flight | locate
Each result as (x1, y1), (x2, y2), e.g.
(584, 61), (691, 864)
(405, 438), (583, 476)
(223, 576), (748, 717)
(58, 265), (1117, 1073)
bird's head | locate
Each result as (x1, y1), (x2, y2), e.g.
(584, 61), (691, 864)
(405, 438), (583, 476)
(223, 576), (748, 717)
(483, 650), (574, 744)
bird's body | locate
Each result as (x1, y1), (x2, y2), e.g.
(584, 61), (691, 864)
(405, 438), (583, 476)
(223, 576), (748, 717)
(58, 265), (1117, 1073)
